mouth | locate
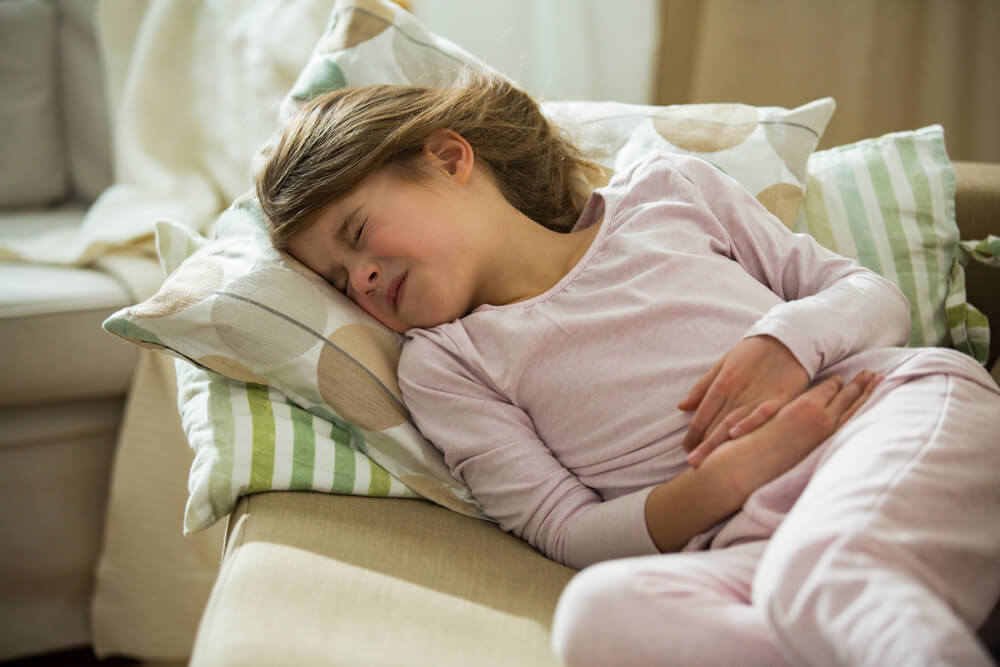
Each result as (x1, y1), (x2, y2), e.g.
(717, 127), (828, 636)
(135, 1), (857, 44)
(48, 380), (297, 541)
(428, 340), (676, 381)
(388, 272), (407, 311)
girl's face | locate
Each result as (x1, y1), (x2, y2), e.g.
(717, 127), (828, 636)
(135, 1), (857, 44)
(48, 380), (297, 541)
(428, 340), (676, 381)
(286, 164), (492, 333)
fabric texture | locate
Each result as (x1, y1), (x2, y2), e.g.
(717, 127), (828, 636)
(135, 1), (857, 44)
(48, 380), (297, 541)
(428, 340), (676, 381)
(545, 98), (833, 227)
(0, 0), (68, 207)
(553, 363), (1000, 667)
(792, 126), (991, 363)
(57, 0), (112, 203)
(176, 356), (418, 535)
(191, 492), (575, 667)
(90, 350), (225, 660)
(102, 0), (834, 533)
(399, 153), (925, 569)
(0, 397), (123, 660)
(0, 0), (337, 264)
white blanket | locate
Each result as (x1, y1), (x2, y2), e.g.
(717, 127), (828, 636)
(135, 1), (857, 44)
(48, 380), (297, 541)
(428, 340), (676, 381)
(0, 0), (335, 267)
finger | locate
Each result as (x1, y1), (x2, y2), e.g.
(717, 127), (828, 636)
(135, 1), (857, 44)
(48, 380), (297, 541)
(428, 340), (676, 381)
(687, 406), (750, 467)
(677, 357), (724, 412)
(728, 399), (782, 438)
(826, 371), (869, 413)
(810, 374), (844, 405)
(682, 388), (728, 451)
(837, 372), (884, 426)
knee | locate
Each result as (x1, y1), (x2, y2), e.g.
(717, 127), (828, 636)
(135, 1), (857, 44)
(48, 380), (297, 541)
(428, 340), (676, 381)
(755, 532), (924, 631)
(754, 535), (833, 631)
(551, 561), (635, 667)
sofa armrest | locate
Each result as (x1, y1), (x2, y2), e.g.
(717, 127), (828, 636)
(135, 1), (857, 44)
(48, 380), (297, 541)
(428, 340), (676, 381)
(191, 493), (575, 667)
(954, 162), (1000, 241)
(953, 162), (1000, 373)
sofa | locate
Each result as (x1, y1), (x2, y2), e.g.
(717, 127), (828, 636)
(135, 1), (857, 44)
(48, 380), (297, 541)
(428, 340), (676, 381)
(2, 2), (998, 666)
(0, 0), (161, 660)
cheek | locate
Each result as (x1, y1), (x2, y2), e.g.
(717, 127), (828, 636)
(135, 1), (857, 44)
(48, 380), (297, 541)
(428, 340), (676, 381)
(354, 294), (406, 332)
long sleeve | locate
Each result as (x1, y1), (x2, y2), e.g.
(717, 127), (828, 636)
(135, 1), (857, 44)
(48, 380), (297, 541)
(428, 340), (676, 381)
(399, 328), (659, 570)
(663, 155), (912, 379)
(395, 152), (913, 572)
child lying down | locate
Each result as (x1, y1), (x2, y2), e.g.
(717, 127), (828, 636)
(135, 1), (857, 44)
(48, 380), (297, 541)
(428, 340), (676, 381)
(257, 72), (1000, 667)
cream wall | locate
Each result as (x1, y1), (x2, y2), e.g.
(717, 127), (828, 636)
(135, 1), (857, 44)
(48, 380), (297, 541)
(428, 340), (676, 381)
(412, 0), (659, 104)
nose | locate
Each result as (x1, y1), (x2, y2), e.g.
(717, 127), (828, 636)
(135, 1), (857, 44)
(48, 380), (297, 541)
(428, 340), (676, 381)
(346, 256), (379, 296)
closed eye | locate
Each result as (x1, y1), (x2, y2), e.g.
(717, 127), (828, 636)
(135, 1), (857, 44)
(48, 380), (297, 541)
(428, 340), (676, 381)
(353, 218), (366, 246)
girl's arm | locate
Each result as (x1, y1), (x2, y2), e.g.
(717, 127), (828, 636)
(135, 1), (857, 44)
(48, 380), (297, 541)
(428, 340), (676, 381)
(649, 155), (910, 462)
(646, 371), (880, 552)
(400, 325), (878, 566)
(401, 327), (821, 568)
(400, 331), (658, 570)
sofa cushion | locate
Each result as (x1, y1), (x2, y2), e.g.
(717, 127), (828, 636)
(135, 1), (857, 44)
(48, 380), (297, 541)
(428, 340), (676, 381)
(58, 0), (112, 203)
(954, 162), (1000, 371)
(0, 0), (68, 208)
(0, 397), (124, 660)
(191, 493), (575, 667)
(0, 209), (162, 406)
(1, 262), (136, 406)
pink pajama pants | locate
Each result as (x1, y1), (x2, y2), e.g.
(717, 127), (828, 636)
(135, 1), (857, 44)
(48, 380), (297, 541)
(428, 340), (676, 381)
(552, 355), (1000, 667)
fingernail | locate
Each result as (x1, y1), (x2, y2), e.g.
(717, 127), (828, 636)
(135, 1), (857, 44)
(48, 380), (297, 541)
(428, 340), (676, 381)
(729, 425), (742, 437)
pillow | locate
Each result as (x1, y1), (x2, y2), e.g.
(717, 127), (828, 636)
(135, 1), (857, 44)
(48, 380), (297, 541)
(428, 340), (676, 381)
(103, 0), (834, 532)
(135, 213), (487, 533)
(544, 98), (833, 226)
(955, 235), (999, 363)
(175, 352), (418, 535)
(792, 125), (991, 363)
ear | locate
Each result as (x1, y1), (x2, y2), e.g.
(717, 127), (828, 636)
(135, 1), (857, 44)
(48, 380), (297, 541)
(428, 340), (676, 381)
(423, 129), (474, 185)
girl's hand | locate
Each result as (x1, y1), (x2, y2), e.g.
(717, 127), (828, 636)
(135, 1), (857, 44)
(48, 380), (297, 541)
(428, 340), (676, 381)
(681, 336), (809, 466)
(711, 370), (883, 499)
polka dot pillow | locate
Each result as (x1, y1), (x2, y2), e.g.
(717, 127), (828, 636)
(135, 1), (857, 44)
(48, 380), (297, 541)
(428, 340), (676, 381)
(115, 201), (489, 532)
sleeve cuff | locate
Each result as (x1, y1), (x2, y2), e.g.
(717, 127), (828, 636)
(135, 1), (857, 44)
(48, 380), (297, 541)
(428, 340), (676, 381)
(564, 485), (660, 569)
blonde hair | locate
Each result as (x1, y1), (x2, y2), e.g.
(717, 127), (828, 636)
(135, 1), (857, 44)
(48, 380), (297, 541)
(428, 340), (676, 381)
(257, 71), (599, 248)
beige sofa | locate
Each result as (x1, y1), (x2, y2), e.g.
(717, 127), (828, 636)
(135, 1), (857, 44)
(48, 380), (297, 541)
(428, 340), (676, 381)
(189, 162), (1000, 665)
(2, 3), (997, 665)
(0, 1), (164, 660)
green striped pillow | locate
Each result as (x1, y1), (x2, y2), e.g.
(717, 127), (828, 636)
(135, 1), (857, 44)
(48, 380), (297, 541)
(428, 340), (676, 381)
(792, 125), (990, 363)
(955, 235), (1000, 363)
(176, 356), (418, 535)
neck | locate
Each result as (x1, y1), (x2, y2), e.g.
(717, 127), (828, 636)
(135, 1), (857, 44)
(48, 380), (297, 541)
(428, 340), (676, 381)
(459, 164), (599, 310)
(477, 208), (599, 307)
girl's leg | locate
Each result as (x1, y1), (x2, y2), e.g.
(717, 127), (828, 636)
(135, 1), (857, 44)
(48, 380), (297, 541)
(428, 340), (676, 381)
(552, 540), (794, 667)
(753, 371), (1000, 667)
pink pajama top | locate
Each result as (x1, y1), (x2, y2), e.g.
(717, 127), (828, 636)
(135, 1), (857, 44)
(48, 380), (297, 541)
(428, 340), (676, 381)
(398, 153), (929, 570)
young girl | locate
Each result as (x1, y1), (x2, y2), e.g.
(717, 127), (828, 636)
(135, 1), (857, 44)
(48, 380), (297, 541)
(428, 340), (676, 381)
(257, 73), (1000, 666)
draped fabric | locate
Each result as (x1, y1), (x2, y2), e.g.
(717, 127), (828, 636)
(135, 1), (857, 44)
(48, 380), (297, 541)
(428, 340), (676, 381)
(655, 0), (999, 162)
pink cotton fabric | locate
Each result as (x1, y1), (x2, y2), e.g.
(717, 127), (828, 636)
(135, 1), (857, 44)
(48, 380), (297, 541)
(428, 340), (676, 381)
(400, 153), (917, 568)
(399, 153), (1000, 665)
(550, 368), (1000, 667)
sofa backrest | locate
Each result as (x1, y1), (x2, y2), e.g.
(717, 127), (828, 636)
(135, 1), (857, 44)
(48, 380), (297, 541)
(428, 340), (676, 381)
(0, 0), (111, 209)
